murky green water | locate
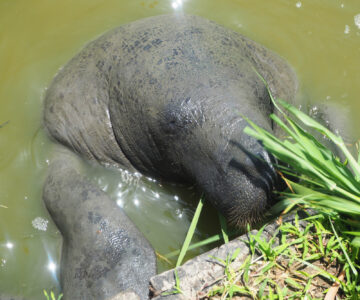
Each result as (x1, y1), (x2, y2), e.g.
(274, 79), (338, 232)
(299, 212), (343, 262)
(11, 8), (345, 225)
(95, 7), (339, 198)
(0, 0), (360, 298)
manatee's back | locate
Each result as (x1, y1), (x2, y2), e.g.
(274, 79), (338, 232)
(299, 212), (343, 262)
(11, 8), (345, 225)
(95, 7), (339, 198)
(105, 14), (298, 178)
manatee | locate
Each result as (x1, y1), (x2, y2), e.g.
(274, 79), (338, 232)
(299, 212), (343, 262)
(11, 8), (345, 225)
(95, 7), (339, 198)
(43, 14), (299, 299)
(44, 14), (297, 224)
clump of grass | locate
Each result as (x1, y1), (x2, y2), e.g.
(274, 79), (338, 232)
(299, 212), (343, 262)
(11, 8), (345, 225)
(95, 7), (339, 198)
(244, 96), (360, 250)
(161, 269), (183, 296)
(244, 96), (360, 237)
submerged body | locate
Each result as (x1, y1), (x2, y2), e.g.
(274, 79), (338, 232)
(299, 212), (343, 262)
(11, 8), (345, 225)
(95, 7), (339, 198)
(43, 14), (298, 299)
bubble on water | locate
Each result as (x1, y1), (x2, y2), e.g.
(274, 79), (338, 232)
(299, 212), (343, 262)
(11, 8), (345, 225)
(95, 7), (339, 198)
(134, 198), (140, 206)
(296, 2), (302, 8)
(31, 217), (48, 231)
(354, 14), (360, 29)
(174, 195), (179, 201)
(344, 25), (350, 34)
(1, 259), (6, 267)
(154, 192), (160, 199)
(175, 209), (183, 219)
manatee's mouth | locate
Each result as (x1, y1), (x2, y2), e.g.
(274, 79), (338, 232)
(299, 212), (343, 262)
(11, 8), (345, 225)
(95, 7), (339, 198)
(211, 142), (278, 227)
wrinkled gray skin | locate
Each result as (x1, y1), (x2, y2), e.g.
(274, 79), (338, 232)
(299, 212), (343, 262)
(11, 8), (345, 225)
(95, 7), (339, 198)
(44, 14), (298, 223)
(43, 14), (299, 300)
(43, 148), (156, 300)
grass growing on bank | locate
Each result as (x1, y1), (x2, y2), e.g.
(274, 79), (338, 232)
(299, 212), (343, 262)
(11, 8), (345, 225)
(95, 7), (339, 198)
(207, 211), (360, 299)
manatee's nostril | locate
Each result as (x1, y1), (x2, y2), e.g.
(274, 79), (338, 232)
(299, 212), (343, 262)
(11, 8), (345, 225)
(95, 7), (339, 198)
(259, 149), (271, 164)
(260, 150), (276, 176)
(255, 150), (277, 195)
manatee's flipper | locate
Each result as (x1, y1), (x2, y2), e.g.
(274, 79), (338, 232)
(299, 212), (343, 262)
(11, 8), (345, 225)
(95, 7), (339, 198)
(43, 147), (156, 300)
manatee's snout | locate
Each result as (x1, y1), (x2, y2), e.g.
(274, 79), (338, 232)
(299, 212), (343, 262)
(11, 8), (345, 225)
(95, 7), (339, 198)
(195, 140), (277, 227)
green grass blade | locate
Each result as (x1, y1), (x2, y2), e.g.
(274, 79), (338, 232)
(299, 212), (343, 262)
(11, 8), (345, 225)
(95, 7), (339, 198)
(176, 195), (205, 267)
(218, 212), (229, 244)
(167, 235), (219, 259)
(342, 231), (360, 236)
(164, 233), (221, 259)
(351, 236), (360, 248)
(329, 217), (358, 276)
(43, 291), (49, 300)
(251, 67), (284, 114)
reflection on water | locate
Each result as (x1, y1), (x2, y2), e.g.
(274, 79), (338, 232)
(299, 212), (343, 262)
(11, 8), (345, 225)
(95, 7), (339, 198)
(0, 0), (360, 298)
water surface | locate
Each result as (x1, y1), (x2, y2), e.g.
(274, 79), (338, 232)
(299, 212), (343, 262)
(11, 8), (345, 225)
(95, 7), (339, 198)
(1, 0), (360, 298)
